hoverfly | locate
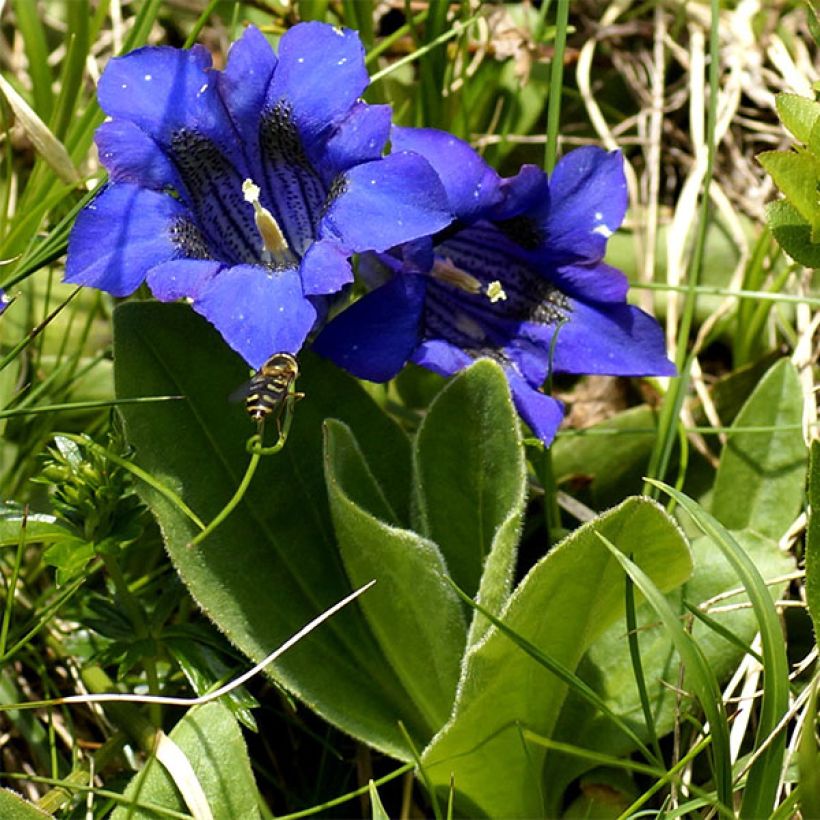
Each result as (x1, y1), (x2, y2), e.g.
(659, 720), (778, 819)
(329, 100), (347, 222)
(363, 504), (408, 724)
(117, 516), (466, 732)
(232, 353), (304, 450)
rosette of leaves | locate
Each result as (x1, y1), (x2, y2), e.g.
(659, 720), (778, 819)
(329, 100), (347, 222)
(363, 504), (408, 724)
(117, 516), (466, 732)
(758, 93), (820, 267)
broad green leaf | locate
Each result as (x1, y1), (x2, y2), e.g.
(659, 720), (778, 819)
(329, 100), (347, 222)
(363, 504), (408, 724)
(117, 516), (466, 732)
(552, 405), (659, 510)
(711, 358), (806, 539)
(776, 93), (820, 143)
(413, 359), (527, 644)
(419, 497), (692, 818)
(324, 420), (465, 733)
(545, 528), (794, 813)
(806, 440), (820, 643)
(114, 302), (425, 758)
(113, 702), (259, 820)
(0, 790), (51, 819)
(765, 199), (820, 267)
(0, 512), (68, 548)
(757, 150), (820, 228)
(809, 116), (820, 161)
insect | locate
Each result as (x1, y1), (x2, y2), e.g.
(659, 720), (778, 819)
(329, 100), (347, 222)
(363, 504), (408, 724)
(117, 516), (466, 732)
(242, 352), (303, 428)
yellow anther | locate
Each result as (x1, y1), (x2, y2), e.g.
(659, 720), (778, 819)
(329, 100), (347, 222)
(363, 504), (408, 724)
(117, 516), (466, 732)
(242, 179), (289, 258)
(431, 258), (482, 294)
(486, 280), (507, 303)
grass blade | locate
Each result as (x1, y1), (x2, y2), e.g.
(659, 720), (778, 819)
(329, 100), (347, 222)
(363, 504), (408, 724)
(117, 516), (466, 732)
(648, 480), (790, 817)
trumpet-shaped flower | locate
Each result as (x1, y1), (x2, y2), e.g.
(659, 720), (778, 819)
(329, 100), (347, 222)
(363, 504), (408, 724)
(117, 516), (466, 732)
(314, 129), (675, 443)
(65, 24), (451, 368)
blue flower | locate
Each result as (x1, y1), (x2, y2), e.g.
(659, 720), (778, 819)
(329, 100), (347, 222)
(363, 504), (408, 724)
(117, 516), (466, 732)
(314, 129), (676, 444)
(65, 24), (451, 368)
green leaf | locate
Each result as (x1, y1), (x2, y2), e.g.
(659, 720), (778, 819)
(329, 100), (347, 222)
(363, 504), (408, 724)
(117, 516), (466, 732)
(775, 93), (820, 143)
(765, 199), (820, 268)
(324, 419), (466, 733)
(806, 440), (820, 642)
(419, 497), (692, 818)
(545, 528), (794, 812)
(114, 302), (425, 758)
(369, 781), (390, 820)
(113, 702), (259, 820)
(0, 789), (51, 819)
(413, 359), (527, 644)
(757, 150), (820, 228)
(711, 358), (806, 539)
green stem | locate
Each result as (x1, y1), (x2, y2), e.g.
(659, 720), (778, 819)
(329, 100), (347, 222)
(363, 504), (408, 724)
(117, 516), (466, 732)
(0, 508), (27, 658)
(189, 450), (261, 547)
(100, 553), (161, 726)
(544, 0), (569, 173)
(80, 666), (159, 752)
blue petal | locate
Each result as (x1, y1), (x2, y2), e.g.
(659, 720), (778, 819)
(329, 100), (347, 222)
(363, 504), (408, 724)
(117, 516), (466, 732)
(300, 239), (353, 296)
(95, 120), (180, 191)
(98, 45), (236, 154)
(0, 291), (11, 316)
(266, 22), (368, 155)
(411, 339), (473, 377)
(146, 258), (223, 301)
(550, 300), (676, 376)
(313, 274), (426, 381)
(65, 184), (186, 297)
(505, 369), (564, 445)
(545, 147), (627, 262)
(492, 164), (549, 221)
(391, 126), (503, 218)
(320, 152), (453, 252)
(217, 26), (277, 150)
(323, 102), (391, 175)
(548, 260), (629, 303)
(193, 265), (317, 369)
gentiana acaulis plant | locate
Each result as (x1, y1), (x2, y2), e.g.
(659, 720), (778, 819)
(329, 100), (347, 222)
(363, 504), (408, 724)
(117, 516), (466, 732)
(64, 22), (452, 369)
(315, 129), (675, 444)
(37, 431), (145, 583)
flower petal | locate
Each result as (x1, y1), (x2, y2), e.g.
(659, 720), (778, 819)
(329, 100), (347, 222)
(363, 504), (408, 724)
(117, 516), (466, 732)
(98, 45), (235, 153)
(321, 152), (453, 252)
(217, 26), (277, 150)
(391, 126), (503, 218)
(300, 239), (353, 296)
(95, 120), (180, 191)
(545, 147), (627, 262)
(266, 22), (368, 154)
(65, 184), (186, 297)
(505, 368), (564, 445)
(550, 300), (676, 376)
(411, 339), (473, 377)
(313, 274), (427, 381)
(492, 164), (549, 221)
(193, 265), (317, 369)
(323, 102), (391, 175)
(548, 260), (629, 303)
(146, 258), (223, 301)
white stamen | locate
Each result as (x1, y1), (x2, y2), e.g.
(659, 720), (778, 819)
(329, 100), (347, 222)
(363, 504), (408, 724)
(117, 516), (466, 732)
(431, 258), (482, 295)
(486, 281), (507, 303)
(242, 178), (290, 260)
